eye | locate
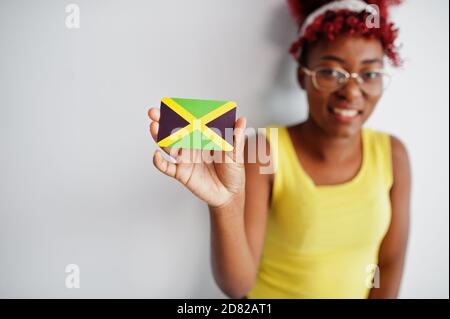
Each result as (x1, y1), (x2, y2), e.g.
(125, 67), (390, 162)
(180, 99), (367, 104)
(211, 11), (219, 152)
(317, 68), (347, 82)
(318, 68), (339, 77)
(361, 71), (383, 81)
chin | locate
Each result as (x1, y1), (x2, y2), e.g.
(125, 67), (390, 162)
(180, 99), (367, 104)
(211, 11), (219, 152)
(310, 114), (363, 138)
(326, 123), (362, 138)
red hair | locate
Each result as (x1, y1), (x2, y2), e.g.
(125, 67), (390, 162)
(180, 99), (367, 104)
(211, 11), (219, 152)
(288, 0), (403, 66)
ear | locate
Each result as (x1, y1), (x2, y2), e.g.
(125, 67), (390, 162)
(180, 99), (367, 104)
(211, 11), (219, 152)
(297, 66), (306, 89)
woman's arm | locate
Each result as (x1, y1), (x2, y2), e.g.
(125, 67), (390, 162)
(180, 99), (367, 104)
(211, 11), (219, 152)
(149, 107), (272, 299)
(369, 136), (411, 299)
(209, 134), (272, 298)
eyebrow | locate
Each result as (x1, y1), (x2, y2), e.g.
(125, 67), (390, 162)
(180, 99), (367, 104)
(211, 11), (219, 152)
(320, 55), (346, 64)
(320, 55), (384, 66)
(361, 58), (384, 65)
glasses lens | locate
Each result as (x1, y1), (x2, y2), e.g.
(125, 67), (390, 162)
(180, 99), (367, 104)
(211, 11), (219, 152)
(314, 68), (347, 92)
(359, 71), (391, 95)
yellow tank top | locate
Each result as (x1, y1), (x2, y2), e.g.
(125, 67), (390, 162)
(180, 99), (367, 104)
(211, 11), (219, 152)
(246, 126), (393, 299)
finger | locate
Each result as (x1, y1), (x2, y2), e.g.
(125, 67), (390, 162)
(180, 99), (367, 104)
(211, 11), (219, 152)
(201, 149), (216, 164)
(232, 117), (247, 163)
(175, 148), (189, 164)
(161, 145), (181, 162)
(176, 148), (197, 164)
(213, 148), (232, 164)
(149, 121), (159, 142)
(148, 107), (160, 122)
(153, 149), (177, 178)
(219, 117), (246, 163)
(149, 121), (178, 157)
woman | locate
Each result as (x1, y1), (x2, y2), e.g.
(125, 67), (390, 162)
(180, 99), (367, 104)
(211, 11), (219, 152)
(148, 0), (410, 299)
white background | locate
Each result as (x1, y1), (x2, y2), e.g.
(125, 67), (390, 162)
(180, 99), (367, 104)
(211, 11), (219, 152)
(0, 0), (448, 298)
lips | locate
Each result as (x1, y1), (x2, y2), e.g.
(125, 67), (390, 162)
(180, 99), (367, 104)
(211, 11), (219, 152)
(327, 105), (363, 123)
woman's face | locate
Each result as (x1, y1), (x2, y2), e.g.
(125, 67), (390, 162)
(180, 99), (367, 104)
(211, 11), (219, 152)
(299, 35), (385, 138)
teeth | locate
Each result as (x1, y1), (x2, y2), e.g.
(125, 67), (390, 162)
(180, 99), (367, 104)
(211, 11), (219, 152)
(332, 108), (358, 117)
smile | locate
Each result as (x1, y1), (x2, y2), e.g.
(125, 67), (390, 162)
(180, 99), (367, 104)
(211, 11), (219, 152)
(327, 106), (363, 122)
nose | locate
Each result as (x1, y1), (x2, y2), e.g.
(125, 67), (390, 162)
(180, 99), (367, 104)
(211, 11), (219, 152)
(337, 77), (363, 100)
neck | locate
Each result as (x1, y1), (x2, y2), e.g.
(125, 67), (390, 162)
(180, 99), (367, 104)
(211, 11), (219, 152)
(298, 118), (362, 163)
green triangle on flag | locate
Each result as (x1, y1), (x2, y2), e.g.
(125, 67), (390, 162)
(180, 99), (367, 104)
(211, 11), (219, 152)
(171, 98), (228, 118)
(168, 129), (222, 150)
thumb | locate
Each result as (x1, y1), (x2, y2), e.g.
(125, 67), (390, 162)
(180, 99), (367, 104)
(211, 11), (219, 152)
(232, 117), (247, 164)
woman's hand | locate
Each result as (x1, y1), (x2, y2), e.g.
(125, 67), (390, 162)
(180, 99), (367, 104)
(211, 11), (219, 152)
(148, 107), (247, 209)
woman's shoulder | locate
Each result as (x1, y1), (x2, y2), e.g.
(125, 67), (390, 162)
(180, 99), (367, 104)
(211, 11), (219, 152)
(363, 128), (408, 157)
(363, 128), (410, 188)
(388, 135), (410, 181)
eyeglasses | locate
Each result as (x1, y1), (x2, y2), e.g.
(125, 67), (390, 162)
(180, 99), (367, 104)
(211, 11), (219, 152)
(301, 65), (391, 96)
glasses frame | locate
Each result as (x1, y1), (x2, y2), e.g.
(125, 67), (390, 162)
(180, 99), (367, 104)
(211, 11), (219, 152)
(300, 65), (391, 95)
